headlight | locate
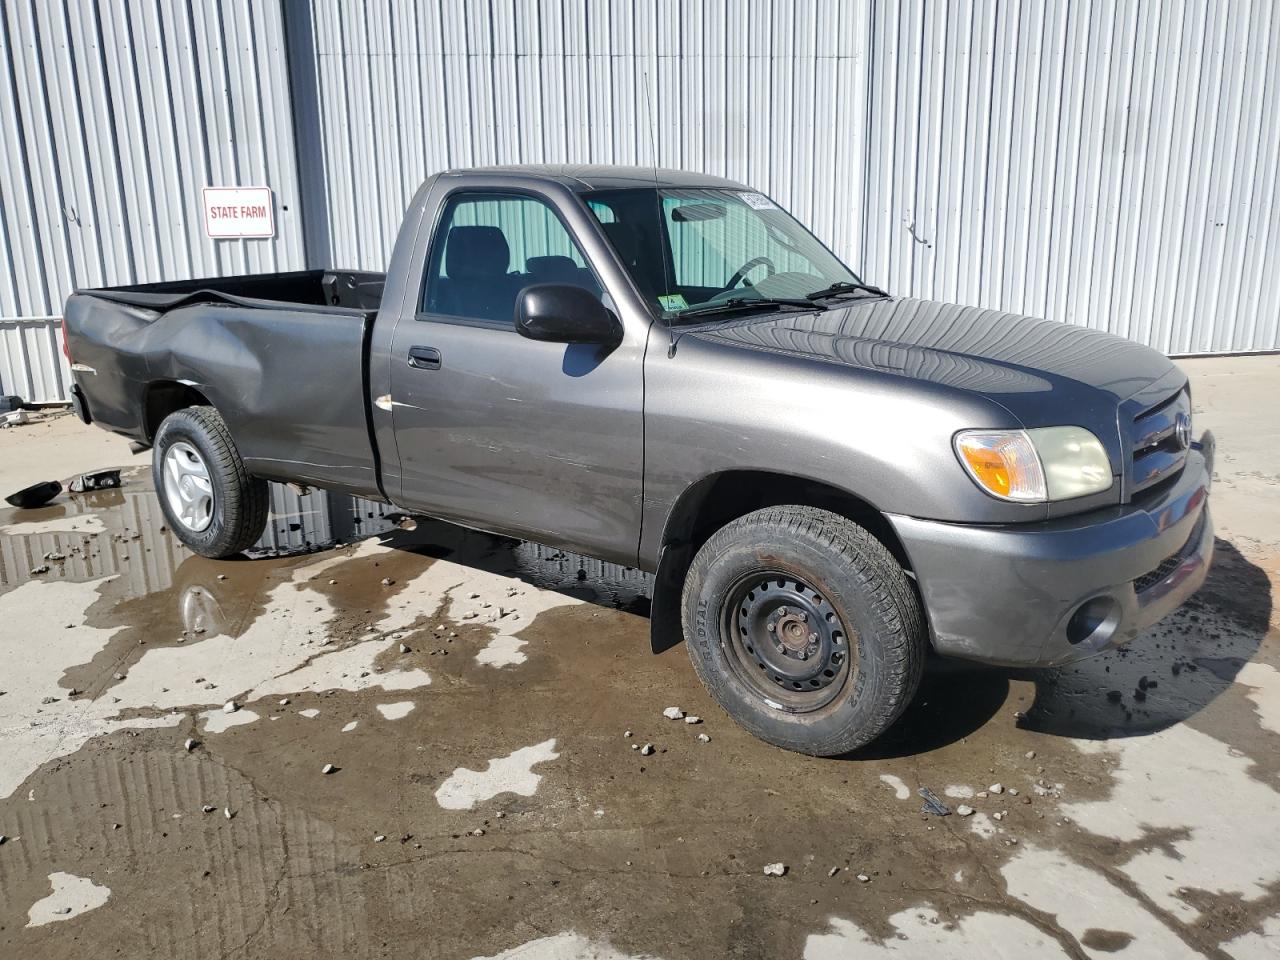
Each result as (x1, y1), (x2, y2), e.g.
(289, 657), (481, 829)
(954, 427), (1112, 503)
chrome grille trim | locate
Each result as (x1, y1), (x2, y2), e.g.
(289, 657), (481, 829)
(1127, 387), (1190, 498)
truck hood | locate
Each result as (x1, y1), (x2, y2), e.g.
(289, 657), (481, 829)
(687, 296), (1179, 415)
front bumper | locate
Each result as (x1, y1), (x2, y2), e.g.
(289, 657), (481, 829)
(889, 432), (1215, 667)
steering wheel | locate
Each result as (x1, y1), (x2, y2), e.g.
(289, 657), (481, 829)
(723, 255), (777, 291)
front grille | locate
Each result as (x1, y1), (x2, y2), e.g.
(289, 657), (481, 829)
(1133, 512), (1204, 594)
(1127, 387), (1191, 499)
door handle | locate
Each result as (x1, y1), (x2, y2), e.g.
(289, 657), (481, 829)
(407, 346), (441, 370)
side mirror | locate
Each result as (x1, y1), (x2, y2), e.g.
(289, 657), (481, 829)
(515, 284), (622, 347)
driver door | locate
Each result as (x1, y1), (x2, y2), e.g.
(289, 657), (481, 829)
(386, 187), (647, 566)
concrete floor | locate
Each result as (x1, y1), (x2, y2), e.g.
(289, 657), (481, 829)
(0, 356), (1277, 959)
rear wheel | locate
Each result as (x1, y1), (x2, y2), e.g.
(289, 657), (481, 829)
(152, 406), (268, 558)
(681, 505), (925, 756)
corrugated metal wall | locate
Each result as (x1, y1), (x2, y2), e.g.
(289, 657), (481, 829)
(3, 0), (1278, 403)
(0, 0), (305, 401)
(295, 0), (1279, 357)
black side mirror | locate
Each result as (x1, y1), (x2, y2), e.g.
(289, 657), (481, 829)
(515, 284), (622, 347)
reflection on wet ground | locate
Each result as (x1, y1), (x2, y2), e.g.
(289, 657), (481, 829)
(1, 471), (1278, 959)
(0, 474), (652, 612)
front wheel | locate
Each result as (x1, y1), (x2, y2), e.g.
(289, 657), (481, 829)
(681, 506), (926, 756)
(152, 406), (269, 559)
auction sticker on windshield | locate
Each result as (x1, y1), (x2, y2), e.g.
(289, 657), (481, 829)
(739, 192), (776, 210)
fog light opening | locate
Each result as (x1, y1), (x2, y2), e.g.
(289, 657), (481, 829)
(1066, 596), (1121, 648)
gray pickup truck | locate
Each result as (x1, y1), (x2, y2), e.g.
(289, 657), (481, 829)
(64, 165), (1214, 755)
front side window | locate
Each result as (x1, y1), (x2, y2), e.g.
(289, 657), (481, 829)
(586, 187), (861, 318)
(423, 193), (601, 322)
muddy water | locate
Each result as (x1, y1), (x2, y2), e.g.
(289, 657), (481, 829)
(0, 473), (1277, 959)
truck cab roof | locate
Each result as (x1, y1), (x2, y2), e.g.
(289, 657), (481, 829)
(438, 163), (749, 193)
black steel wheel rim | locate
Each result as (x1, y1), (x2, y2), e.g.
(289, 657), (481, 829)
(720, 571), (855, 712)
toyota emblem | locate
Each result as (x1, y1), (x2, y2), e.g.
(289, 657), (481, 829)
(1174, 411), (1192, 450)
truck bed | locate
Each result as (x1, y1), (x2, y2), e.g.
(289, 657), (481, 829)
(64, 270), (389, 500)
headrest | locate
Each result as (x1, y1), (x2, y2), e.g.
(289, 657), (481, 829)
(525, 255), (581, 281)
(446, 225), (510, 280)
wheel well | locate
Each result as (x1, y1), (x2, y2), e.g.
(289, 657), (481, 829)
(143, 382), (211, 441)
(661, 471), (911, 572)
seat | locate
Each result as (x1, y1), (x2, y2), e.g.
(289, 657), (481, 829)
(433, 225), (519, 321)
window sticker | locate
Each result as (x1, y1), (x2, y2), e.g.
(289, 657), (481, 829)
(658, 293), (689, 311)
(739, 192), (776, 210)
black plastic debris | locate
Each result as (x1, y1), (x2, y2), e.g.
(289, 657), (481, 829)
(4, 479), (62, 509)
(918, 786), (951, 817)
(68, 469), (122, 494)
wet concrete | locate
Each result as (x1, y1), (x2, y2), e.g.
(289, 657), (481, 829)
(1, 401), (1279, 957)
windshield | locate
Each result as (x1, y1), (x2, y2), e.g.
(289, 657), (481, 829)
(584, 187), (868, 319)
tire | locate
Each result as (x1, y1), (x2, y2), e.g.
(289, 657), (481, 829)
(681, 505), (925, 756)
(152, 405), (269, 559)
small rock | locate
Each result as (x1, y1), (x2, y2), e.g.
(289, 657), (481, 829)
(989, 783), (1004, 795)
(381, 578), (395, 586)
(828, 866), (840, 877)
(857, 874), (871, 883)
(993, 812), (1005, 821)
(222, 701), (239, 714)
(684, 715), (702, 724)
(201, 805), (216, 814)
(763, 862), (787, 877)
(374, 834), (386, 842)
(322, 763), (336, 775)
(278, 698), (290, 706)
(113, 672), (126, 681)
(640, 743), (655, 756)
(224, 807), (233, 820)
(696, 733), (711, 743)
(631, 743), (639, 750)
(1008, 788), (1019, 797)
(471, 828), (485, 837)
(184, 738), (198, 752)
(956, 805), (975, 817)
(462, 611), (478, 620)
(399, 643), (410, 653)
(623, 730), (633, 738)
(29, 565), (49, 575)
(1024, 750), (1036, 760)
(0, 835), (7, 845)
(54, 907), (72, 915)
(40, 696), (59, 705)
(495, 811), (505, 819)
(662, 706), (684, 720)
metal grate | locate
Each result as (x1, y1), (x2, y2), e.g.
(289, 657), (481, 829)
(1133, 513), (1204, 594)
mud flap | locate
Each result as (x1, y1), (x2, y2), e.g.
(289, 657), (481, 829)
(650, 542), (692, 655)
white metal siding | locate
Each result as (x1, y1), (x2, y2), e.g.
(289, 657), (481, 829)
(3, 0), (1277, 403)
(0, 0), (304, 401)
(295, 0), (1279, 356)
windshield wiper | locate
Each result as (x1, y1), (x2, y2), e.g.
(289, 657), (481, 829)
(672, 296), (825, 323)
(805, 280), (888, 302)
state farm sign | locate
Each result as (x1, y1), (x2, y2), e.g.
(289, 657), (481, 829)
(202, 186), (275, 239)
